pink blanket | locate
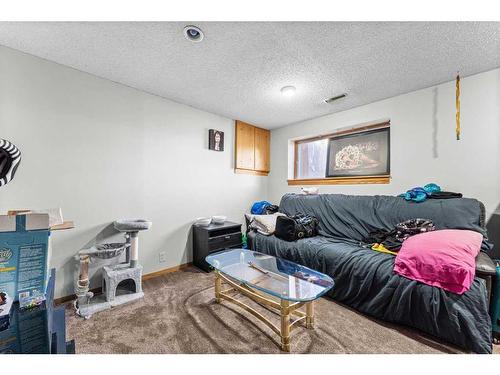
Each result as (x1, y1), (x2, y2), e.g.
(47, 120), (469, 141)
(394, 229), (483, 294)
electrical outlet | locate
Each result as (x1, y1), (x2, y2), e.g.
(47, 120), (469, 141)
(159, 251), (167, 263)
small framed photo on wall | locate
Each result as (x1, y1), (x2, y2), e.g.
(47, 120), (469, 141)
(209, 129), (224, 151)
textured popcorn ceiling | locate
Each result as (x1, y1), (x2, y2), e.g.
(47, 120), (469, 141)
(1, 22), (499, 129)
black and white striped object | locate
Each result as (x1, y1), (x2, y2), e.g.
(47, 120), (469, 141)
(0, 139), (21, 187)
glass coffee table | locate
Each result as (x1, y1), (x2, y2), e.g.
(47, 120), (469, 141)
(205, 249), (334, 352)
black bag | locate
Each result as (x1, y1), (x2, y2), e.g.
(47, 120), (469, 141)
(264, 204), (279, 215)
(275, 214), (319, 242)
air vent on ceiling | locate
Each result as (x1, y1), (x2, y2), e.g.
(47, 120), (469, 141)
(324, 93), (347, 104)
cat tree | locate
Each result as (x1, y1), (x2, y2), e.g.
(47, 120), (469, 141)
(75, 219), (152, 318)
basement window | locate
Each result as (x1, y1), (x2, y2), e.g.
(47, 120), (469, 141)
(295, 138), (328, 179)
(289, 121), (391, 186)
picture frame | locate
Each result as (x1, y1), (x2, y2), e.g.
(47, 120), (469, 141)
(325, 127), (390, 178)
(208, 129), (224, 151)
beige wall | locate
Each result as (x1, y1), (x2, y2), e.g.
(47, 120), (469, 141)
(0, 46), (268, 298)
(268, 68), (500, 219)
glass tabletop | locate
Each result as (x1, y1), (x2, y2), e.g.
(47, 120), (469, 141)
(205, 249), (334, 302)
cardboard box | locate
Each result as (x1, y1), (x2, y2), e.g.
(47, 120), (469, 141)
(0, 295), (50, 354)
(0, 214), (50, 304)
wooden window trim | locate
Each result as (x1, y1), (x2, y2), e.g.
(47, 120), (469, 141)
(288, 175), (390, 186)
(290, 121), (390, 185)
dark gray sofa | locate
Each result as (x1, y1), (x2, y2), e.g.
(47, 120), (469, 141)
(250, 193), (494, 353)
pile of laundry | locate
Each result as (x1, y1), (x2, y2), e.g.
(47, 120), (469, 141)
(250, 200), (279, 215)
(362, 218), (436, 255)
(247, 200), (319, 242)
(399, 183), (462, 203)
(245, 212), (285, 235)
(247, 200), (283, 236)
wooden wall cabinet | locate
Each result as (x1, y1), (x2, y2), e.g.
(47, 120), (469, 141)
(235, 120), (270, 176)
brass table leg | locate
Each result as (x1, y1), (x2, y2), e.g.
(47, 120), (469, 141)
(214, 271), (319, 352)
(215, 271), (221, 303)
(306, 301), (314, 328)
(280, 299), (291, 352)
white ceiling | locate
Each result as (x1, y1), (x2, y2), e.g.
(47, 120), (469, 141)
(1, 22), (500, 129)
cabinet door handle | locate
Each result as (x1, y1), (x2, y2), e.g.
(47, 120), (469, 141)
(224, 235), (231, 239)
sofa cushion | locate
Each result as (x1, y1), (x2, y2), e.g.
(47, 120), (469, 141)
(394, 229), (483, 294)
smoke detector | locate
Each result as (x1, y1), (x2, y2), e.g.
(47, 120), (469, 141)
(183, 25), (204, 43)
(280, 86), (296, 97)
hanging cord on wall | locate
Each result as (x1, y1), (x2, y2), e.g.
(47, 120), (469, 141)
(455, 72), (461, 140)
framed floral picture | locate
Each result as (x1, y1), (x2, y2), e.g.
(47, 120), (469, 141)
(326, 127), (390, 177)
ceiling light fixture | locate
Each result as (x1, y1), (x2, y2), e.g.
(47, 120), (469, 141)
(280, 86), (296, 97)
(324, 93), (347, 104)
(183, 25), (204, 43)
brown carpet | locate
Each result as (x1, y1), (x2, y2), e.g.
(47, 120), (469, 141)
(66, 266), (480, 354)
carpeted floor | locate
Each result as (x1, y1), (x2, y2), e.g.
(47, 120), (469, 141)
(66, 266), (478, 354)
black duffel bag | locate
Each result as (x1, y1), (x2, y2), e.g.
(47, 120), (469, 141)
(275, 214), (319, 242)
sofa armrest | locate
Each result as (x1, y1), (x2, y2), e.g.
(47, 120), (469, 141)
(476, 251), (496, 276)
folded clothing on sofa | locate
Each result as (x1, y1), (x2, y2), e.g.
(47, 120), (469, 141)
(248, 212), (320, 241)
(363, 218), (436, 253)
(246, 213), (285, 235)
(399, 183), (463, 203)
(428, 191), (463, 199)
(250, 201), (279, 215)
